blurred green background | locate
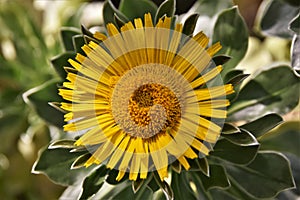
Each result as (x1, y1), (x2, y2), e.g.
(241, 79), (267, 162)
(0, 0), (298, 199)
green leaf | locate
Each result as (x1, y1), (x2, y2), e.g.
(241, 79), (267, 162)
(212, 55), (231, 66)
(222, 129), (258, 146)
(182, 14), (199, 36)
(283, 153), (300, 196)
(218, 178), (258, 200)
(119, 0), (158, 21)
(171, 160), (182, 174)
(239, 113), (283, 138)
(60, 27), (81, 51)
(32, 147), (91, 186)
(80, 165), (107, 200)
(71, 153), (91, 169)
(225, 151), (295, 199)
(226, 73), (249, 86)
(83, 35), (100, 45)
(210, 139), (259, 165)
(209, 189), (238, 200)
(80, 25), (94, 38)
(155, 0), (176, 23)
(222, 123), (240, 134)
(260, 121), (300, 157)
(280, 0), (300, 6)
(100, 179), (154, 200)
(103, 0), (129, 26)
(49, 139), (76, 149)
(106, 169), (127, 184)
(228, 65), (300, 121)
(188, 157), (210, 176)
(223, 69), (244, 83)
(291, 35), (300, 74)
(154, 173), (174, 200)
(289, 13), (300, 33)
(194, 0), (233, 18)
(194, 164), (230, 191)
(72, 35), (85, 55)
(258, 0), (299, 38)
(132, 179), (144, 193)
(59, 184), (82, 200)
(23, 80), (65, 128)
(213, 6), (248, 74)
(171, 172), (197, 200)
(51, 52), (76, 79)
(114, 13), (127, 28)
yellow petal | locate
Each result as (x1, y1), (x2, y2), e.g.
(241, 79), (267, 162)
(144, 13), (153, 27)
(207, 42), (222, 57)
(190, 65), (223, 89)
(94, 32), (107, 41)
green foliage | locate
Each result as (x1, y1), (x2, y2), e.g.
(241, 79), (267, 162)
(32, 146), (91, 186)
(23, 79), (65, 128)
(225, 151), (295, 198)
(260, 121), (300, 157)
(192, 165), (230, 191)
(80, 165), (107, 200)
(51, 52), (77, 79)
(229, 65), (300, 121)
(154, 0), (175, 23)
(239, 113), (283, 138)
(171, 172), (197, 200)
(213, 7), (249, 75)
(119, 0), (158, 21)
(210, 139), (259, 165)
(258, 0), (299, 38)
(289, 13), (300, 34)
(182, 14), (199, 36)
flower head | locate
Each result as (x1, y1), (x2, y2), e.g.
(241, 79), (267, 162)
(59, 13), (234, 181)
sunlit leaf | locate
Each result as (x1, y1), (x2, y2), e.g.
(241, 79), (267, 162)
(229, 65), (300, 121)
(291, 35), (300, 74)
(258, 0), (298, 38)
(71, 153), (92, 169)
(289, 13), (300, 33)
(49, 139), (76, 149)
(222, 129), (258, 146)
(194, 0), (233, 17)
(23, 80), (65, 128)
(32, 147), (91, 186)
(213, 6), (248, 74)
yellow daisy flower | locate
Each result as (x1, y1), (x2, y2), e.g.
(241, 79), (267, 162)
(59, 13), (234, 182)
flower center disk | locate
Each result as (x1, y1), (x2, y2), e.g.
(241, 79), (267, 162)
(111, 63), (189, 139)
(128, 83), (181, 137)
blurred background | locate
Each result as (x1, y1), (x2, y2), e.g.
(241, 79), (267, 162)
(0, 0), (298, 199)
